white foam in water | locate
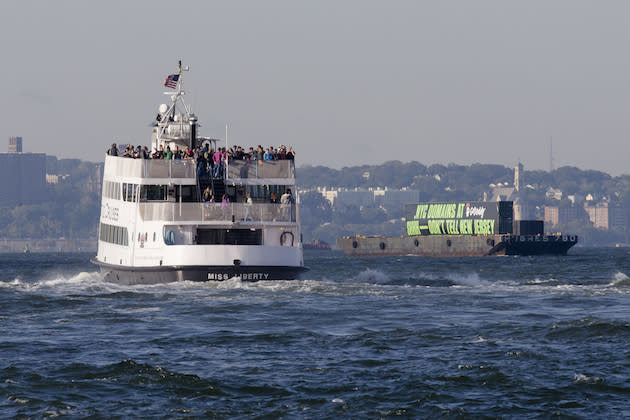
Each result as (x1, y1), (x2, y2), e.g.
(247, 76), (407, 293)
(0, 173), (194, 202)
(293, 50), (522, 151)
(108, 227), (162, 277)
(573, 373), (604, 384)
(0, 270), (126, 295)
(353, 268), (391, 284)
(447, 272), (492, 288)
(608, 271), (630, 287)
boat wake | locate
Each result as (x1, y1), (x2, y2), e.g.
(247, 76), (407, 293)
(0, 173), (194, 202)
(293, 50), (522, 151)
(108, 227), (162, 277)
(4, 266), (630, 298)
(607, 271), (630, 287)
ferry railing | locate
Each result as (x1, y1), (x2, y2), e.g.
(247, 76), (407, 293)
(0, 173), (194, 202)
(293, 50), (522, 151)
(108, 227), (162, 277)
(105, 156), (197, 178)
(226, 159), (295, 180)
(105, 156), (294, 180)
(138, 202), (296, 223)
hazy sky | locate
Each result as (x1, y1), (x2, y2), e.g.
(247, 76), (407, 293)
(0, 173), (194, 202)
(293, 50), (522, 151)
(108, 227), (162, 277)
(3, 1), (630, 174)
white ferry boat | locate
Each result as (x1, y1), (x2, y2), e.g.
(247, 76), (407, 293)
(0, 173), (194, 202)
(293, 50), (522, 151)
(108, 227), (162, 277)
(92, 61), (307, 284)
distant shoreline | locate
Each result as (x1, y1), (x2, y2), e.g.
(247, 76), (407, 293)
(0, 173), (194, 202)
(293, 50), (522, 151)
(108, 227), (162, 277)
(0, 238), (96, 253)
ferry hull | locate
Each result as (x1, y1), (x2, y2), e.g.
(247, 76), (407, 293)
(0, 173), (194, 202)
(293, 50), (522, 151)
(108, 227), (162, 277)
(92, 259), (308, 285)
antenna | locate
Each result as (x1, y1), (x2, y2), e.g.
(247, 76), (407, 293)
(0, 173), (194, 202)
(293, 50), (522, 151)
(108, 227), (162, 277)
(549, 137), (554, 172)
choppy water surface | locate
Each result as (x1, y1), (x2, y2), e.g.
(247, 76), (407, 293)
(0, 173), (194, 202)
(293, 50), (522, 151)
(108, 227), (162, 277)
(2, 249), (630, 418)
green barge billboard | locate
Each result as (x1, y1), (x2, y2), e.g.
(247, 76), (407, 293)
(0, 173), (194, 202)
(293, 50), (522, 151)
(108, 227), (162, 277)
(404, 202), (508, 236)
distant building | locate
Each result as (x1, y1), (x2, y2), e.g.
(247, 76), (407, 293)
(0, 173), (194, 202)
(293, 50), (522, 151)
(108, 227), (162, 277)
(546, 187), (563, 200)
(0, 152), (47, 206)
(316, 187), (420, 209)
(583, 201), (627, 231)
(487, 162), (534, 219)
(9, 136), (22, 153)
(544, 205), (586, 228)
(373, 188), (420, 207)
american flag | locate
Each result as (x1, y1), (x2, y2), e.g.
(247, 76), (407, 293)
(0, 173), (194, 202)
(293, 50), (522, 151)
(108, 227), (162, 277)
(164, 74), (179, 89)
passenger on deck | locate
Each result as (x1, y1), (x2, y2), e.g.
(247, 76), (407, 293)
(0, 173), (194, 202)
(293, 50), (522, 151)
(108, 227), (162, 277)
(141, 146), (151, 159)
(213, 148), (224, 177)
(202, 186), (212, 202)
(197, 148), (207, 177)
(107, 143), (118, 156)
(221, 194), (229, 210)
(244, 193), (253, 221)
(123, 144), (134, 158)
(280, 188), (294, 221)
(183, 146), (193, 159)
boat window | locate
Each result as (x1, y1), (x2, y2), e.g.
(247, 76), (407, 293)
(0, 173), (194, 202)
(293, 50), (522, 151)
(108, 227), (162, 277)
(196, 228), (263, 245)
(246, 184), (288, 202)
(103, 181), (122, 200)
(140, 185), (168, 201)
(99, 223), (129, 246)
(122, 183), (139, 202)
(176, 185), (198, 202)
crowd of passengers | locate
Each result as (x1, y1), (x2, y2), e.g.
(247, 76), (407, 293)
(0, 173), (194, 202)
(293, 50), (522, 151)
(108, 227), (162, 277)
(107, 142), (295, 178)
(107, 143), (295, 162)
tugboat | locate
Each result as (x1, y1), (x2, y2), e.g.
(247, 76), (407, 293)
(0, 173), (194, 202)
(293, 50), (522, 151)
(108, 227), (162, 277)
(91, 61), (307, 284)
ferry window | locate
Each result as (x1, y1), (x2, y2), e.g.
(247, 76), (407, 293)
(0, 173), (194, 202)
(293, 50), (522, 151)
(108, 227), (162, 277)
(99, 223), (129, 246)
(153, 232), (156, 242)
(122, 183), (138, 202)
(177, 185), (198, 202)
(140, 185), (168, 201)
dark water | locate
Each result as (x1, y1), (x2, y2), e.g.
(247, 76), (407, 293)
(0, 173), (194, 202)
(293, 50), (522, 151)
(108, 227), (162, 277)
(2, 248), (630, 418)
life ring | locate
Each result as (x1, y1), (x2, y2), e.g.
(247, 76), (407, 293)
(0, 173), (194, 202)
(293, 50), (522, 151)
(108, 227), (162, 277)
(379, 242), (386, 250)
(446, 239), (452, 247)
(280, 231), (294, 246)
(414, 238), (419, 247)
(352, 240), (358, 248)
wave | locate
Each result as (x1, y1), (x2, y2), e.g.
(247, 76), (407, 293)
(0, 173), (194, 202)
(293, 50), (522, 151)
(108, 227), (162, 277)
(0, 270), (105, 291)
(607, 271), (630, 287)
(573, 373), (605, 384)
(4, 264), (630, 300)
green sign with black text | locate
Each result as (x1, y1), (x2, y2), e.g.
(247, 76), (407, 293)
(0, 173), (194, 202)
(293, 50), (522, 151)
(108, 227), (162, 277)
(404, 202), (500, 236)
